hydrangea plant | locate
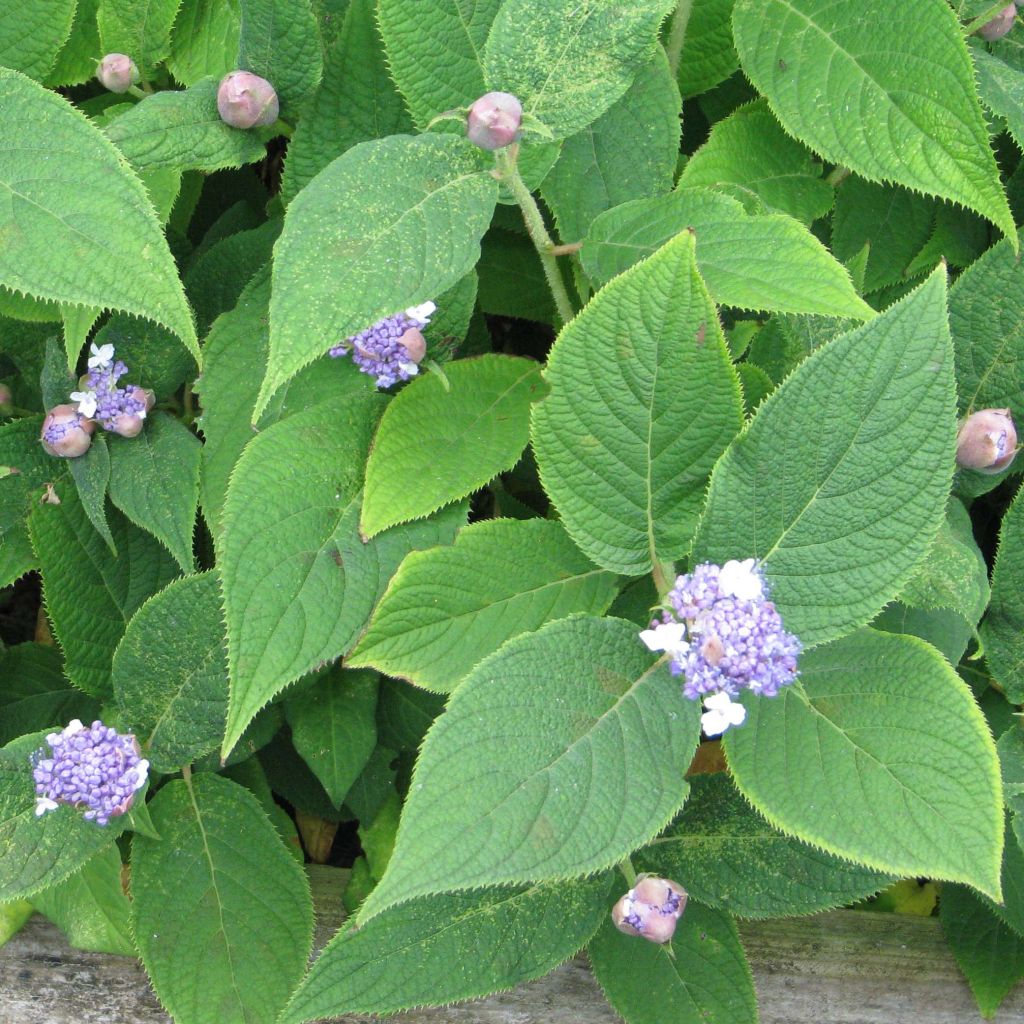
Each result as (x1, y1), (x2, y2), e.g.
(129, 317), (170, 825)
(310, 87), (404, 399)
(1, 0), (1024, 1022)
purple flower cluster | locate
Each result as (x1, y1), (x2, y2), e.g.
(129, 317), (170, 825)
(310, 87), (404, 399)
(41, 406), (94, 457)
(77, 343), (148, 431)
(329, 302), (435, 388)
(612, 877), (688, 944)
(32, 719), (149, 826)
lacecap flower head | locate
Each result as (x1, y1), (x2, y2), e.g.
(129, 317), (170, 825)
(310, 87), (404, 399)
(76, 343), (150, 434)
(640, 559), (801, 736)
(31, 719), (149, 826)
(611, 877), (688, 944)
(329, 302), (436, 388)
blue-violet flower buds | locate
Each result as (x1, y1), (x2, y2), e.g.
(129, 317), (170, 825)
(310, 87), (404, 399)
(329, 302), (436, 388)
(466, 92), (523, 150)
(217, 71), (280, 129)
(96, 53), (140, 93)
(956, 408), (1018, 473)
(978, 3), (1017, 39)
(32, 719), (149, 826)
(41, 404), (95, 458)
(612, 877), (688, 944)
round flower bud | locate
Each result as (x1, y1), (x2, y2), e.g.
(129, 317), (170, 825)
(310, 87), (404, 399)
(978, 3), (1017, 39)
(466, 91), (523, 150)
(217, 71), (280, 129)
(397, 327), (427, 365)
(633, 876), (688, 917)
(96, 53), (140, 93)
(41, 404), (95, 458)
(109, 388), (152, 438)
(611, 877), (688, 943)
(956, 408), (1018, 474)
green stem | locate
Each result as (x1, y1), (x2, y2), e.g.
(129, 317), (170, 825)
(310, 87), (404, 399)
(618, 857), (638, 887)
(664, 0), (695, 81)
(965, 1), (1015, 34)
(126, 85), (147, 100)
(182, 380), (195, 427)
(826, 165), (851, 186)
(651, 558), (674, 600)
(495, 148), (576, 326)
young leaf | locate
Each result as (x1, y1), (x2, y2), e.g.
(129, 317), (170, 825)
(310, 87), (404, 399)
(97, 0), (183, 77)
(281, 876), (611, 1023)
(483, 0), (676, 141)
(131, 773), (313, 1024)
(732, 0), (1015, 240)
(359, 616), (701, 921)
(46, 0), (101, 87)
(693, 266), (956, 647)
(69, 434), (116, 555)
(588, 900), (757, 1024)
(349, 519), (618, 692)
(532, 230), (742, 575)
(582, 189), (873, 319)
(0, 0), (77, 80)
(982, 483), (1024, 703)
(259, 134), (497, 416)
(107, 412), (201, 573)
(112, 572), (228, 773)
(0, 69), (198, 359)
(725, 628), (1004, 901)
(361, 355), (545, 537)
(167, 0), (241, 85)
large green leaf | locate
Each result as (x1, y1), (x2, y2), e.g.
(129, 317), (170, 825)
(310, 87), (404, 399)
(46, 0), (101, 87)
(112, 572), (228, 772)
(359, 616), (701, 920)
(281, 876), (610, 1023)
(982, 484), (1024, 703)
(0, 0), (76, 79)
(0, 69), (197, 359)
(349, 519), (619, 692)
(732, 0), (1014, 239)
(726, 629), (1004, 900)
(377, 0), (500, 130)
(258, 134), (496, 416)
(483, 0), (675, 140)
(974, 45), (1024, 152)
(640, 774), (891, 919)
(131, 774), (313, 1024)
(674, 0), (737, 97)
(167, 0), (241, 85)
(693, 267), (956, 647)
(533, 230), (742, 575)
(582, 188), (873, 319)
(588, 900), (757, 1024)
(361, 355), (544, 538)
(97, 0), (183, 76)
(105, 78), (268, 173)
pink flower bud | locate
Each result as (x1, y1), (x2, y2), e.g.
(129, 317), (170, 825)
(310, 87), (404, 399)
(109, 388), (152, 438)
(41, 405), (95, 458)
(978, 3), (1017, 39)
(398, 327), (427, 365)
(96, 54), (140, 93)
(466, 92), (523, 150)
(956, 408), (1018, 474)
(611, 877), (688, 944)
(217, 71), (280, 129)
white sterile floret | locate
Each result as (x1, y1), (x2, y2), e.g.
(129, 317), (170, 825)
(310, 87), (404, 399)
(638, 621), (689, 659)
(34, 796), (60, 817)
(70, 390), (98, 418)
(87, 343), (115, 370)
(717, 558), (764, 601)
(405, 301), (436, 323)
(700, 691), (747, 737)
(398, 362), (420, 377)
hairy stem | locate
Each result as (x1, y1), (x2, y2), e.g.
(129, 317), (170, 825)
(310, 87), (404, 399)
(664, 0), (695, 81)
(618, 857), (638, 887)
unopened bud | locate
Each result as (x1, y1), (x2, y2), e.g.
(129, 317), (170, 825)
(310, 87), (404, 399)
(397, 327), (427, 365)
(217, 72), (280, 129)
(109, 388), (153, 438)
(611, 876), (688, 944)
(96, 54), (140, 93)
(466, 91), (523, 150)
(41, 405), (95, 458)
(978, 3), (1017, 39)
(956, 408), (1018, 474)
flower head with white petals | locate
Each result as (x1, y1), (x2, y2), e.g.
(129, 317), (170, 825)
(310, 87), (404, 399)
(700, 691), (747, 737)
(87, 343), (115, 370)
(70, 390), (98, 419)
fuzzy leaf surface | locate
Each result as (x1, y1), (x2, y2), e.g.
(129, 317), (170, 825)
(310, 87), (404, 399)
(533, 231), (742, 574)
(675, 0), (737, 97)
(974, 46), (1024, 152)
(983, 484), (1024, 703)
(97, 0), (182, 76)
(360, 616), (701, 920)
(0, 0), (76, 79)
(167, 0), (240, 85)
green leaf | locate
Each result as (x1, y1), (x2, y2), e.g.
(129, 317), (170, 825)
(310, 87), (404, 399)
(678, 99), (833, 224)
(982, 483), (1024, 703)
(873, 602), (974, 667)
(106, 78), (268, 173)
(281, 0), (413, 203)
(533, 230), (742, 575)
(0, 69), (198, 360)
(131, 774), (313, 1024)
(726, 629), (1004, 900)
(483, 0), (675, 141)
(732, 0), (1015, 239)
(94, 311), (197, 400)
(974, 46), (1024, 152)
(281, 876), (610, 1022)
(107, 412), (201, 573)
(61, 303), (101, 372)
(259, 134), (497, 415)
(693, 267), (956, 647)
(112, 572), (228, 773)
(361, 355), (545, 538)
(377, 0), (500, 130)
(349, 519), (619, 692)
(582, 189), (874, 319)
(737, 361), (773, 416)
(69, 434), (116, 555)
(541, 52), (680, 243)
(640, 774), (891, 919)
(674, 0), (737, 98)
(237, 0), (323, 115)
(30, 482), (181, 697)
(941, 883), (1024, 1019)
(284, 667), (378, 806)
(588, 900), (757, 1024)
(360, 616), (701, 920)
(167, 0), (241, 85)
(31, 845), (133, 956)
(0, 0), (76, 79)
(376, 680), (445, 752)
(46, 0), (102, 87)
(97, 0), (183, 76)
(0, 731), (127, 902)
